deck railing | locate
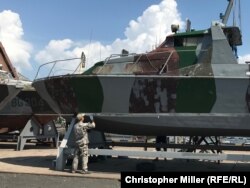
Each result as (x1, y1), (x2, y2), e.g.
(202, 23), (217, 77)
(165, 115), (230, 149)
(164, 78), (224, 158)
(34, 57), (83, 80)
(34, 49), (207, 80)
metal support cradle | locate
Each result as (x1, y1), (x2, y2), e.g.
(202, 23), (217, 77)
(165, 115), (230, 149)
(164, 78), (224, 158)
(55, 119), (250, 172)
(16, 116), (58, 151)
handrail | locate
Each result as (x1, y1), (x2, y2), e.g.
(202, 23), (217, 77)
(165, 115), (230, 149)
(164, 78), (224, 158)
(128, 52), (168, 73)
(96, 53), (136, 74)
(34, 57), (82, 80)
(96, 55), (115, 74)
(94, 49), (208, 75)
(128, 54), (143, 73)
(159, 51), (174, 75)
(145, 54), (158, 71)
(97, 51), (169, 74)
(34, 49), (208, 79)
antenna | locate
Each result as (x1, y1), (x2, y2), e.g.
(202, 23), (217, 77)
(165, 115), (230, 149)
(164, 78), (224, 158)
(80, 52), (86, 68)
(186, 18), (191, 32)
(76, 52), (86, 74)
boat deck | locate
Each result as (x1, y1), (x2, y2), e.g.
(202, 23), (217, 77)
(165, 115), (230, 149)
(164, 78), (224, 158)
(1, 142), (250, 187)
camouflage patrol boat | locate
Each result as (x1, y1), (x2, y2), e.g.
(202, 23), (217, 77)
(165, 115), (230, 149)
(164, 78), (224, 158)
(33, 1), (250, 136)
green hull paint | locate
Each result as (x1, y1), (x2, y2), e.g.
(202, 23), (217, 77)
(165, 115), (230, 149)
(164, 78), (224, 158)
(68, 76), (217, 114)
(176, 77), (216, 113)
(176, 46), (197, 68)
(71, 76), (104, 112)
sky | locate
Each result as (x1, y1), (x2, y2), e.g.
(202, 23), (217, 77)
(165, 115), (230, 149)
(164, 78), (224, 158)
(0, 0), (249, 80)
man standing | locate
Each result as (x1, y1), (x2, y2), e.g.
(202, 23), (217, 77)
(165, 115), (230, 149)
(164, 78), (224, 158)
(72, 113), (95, 174)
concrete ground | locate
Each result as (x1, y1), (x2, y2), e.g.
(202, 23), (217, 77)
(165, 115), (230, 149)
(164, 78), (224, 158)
(1, 142), (250, 187)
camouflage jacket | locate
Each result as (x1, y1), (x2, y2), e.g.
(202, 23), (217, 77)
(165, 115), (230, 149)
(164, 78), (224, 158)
(74, 121), (95, 146)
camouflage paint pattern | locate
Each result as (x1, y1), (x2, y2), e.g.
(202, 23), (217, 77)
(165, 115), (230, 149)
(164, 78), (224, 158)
(33, 25), (250, 136)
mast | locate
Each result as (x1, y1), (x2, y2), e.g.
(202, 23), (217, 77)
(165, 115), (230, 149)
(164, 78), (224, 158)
(220, 0), (235, 25)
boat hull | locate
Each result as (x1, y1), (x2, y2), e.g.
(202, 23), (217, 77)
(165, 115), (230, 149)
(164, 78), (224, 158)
(94, 113), (250, 136)
(0, 115), (31, 134)
(33, 74), (250, 114)
(33, 73), (250, 136)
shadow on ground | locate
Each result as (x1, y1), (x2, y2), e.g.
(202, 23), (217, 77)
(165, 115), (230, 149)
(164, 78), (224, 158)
(2, 154), (250, 173)
(0, 141), (56, 150)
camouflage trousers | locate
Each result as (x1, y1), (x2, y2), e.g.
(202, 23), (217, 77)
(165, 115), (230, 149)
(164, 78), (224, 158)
(72, 144), (89, 171)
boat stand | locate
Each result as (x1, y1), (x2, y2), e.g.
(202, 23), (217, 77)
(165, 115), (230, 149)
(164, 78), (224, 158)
(55, 119), (250, 171)
(16, 116), (58, 151)
(187, 136), (221, 154)
(88, 138), (250, 167)
(180, 136), (222, 163)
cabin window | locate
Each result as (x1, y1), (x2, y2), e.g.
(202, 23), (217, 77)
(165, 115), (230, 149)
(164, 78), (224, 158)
(174, 37), (184, 47)
(164, 37), (185, 47)
(94, 62), (141, 75)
